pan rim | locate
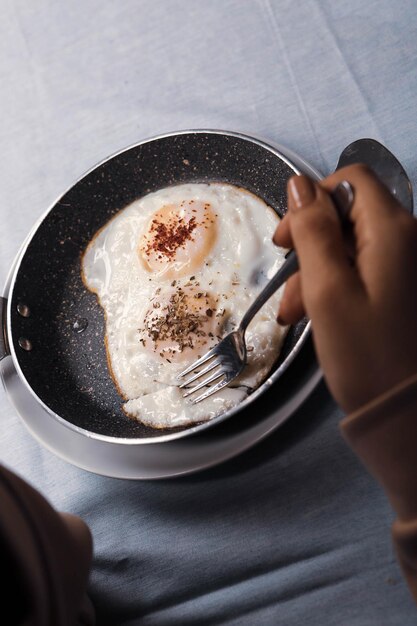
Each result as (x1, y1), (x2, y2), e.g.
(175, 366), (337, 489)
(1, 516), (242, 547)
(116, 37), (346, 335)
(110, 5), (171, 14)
(6, 129), (321, 445)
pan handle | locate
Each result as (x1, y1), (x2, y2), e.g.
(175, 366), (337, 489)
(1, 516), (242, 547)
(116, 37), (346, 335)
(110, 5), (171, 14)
(0, 298), (9, 361)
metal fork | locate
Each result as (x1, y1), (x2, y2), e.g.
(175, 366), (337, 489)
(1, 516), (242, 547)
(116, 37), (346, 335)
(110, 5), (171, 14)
(177, 180), (354, 403)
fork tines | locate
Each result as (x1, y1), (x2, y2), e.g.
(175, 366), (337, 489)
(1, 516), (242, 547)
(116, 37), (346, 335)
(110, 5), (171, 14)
(176, 349), (229, 404)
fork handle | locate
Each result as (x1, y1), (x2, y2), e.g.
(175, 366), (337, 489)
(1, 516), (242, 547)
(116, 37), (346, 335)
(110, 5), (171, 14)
(238, 180), (354, 334)
(239, 250), (299, 333)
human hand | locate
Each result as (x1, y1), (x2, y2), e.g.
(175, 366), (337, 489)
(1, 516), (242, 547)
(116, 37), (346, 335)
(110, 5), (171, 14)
(273, 165), (417, 414)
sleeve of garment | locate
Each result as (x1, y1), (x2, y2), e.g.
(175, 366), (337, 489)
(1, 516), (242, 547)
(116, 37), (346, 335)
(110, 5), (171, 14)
(341, 371), (417, 603)
(0, 463), (95, 626)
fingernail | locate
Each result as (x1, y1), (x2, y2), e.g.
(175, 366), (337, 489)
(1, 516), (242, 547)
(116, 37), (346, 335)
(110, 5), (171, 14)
(288, 176), (315, 210)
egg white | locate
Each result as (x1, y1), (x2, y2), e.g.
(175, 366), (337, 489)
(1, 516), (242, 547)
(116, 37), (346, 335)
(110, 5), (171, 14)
(82, 183), (287, 428)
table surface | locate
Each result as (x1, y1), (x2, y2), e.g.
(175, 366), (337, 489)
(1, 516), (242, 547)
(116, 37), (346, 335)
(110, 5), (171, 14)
(1, 1), (417, 624)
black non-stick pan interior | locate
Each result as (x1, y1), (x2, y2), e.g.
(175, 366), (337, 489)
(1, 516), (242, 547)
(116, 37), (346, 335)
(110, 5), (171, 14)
(9, 132), (308, 438)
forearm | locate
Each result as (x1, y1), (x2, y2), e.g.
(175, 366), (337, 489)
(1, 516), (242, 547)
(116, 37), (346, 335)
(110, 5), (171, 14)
(341, 372), (417, 602)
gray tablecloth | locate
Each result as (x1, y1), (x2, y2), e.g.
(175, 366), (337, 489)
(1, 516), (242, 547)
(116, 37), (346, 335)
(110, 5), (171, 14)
(1, 1), (417, 624)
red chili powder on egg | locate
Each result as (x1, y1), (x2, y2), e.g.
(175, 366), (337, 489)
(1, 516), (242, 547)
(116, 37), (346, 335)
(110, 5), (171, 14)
(145, 214), (197, 258)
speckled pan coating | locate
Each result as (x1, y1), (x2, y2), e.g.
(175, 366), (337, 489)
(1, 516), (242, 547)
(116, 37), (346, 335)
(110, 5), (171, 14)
(9, 132), (307, 438)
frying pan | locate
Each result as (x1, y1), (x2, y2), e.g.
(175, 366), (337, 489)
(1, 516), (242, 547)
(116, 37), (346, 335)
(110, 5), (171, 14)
(0, 130), (314, 443)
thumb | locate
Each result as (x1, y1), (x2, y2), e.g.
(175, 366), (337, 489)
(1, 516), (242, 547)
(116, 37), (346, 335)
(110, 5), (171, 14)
(287, 175), (361, 316)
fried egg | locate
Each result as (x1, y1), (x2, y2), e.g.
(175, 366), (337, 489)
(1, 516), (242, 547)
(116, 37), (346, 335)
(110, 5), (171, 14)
(82, 183), (287, 429)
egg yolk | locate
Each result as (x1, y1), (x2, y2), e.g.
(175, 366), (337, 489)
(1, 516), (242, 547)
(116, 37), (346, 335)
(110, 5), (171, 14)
(139, 287), (223, 362)
(138, 200), (217, 278)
